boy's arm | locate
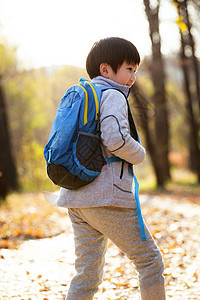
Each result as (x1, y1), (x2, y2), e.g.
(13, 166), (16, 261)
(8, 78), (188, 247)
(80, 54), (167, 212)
(100, 90), (146, 165)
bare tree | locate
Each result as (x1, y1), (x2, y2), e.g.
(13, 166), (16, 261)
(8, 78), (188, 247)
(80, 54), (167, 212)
(131, 0), (170, 187)
(0, 76), (18, 199)
(173, 0), (200, 182)
(131, 82), (166, 186)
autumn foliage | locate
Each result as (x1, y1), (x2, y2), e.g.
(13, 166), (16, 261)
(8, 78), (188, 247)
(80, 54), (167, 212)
(0, 193), (67, 249)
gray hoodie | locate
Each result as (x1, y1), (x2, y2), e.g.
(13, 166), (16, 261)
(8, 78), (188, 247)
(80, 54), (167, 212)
(56, 76), (146, 208)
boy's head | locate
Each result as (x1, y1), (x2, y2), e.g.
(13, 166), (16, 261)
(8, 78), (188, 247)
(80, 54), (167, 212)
(86, 37), (140, 80)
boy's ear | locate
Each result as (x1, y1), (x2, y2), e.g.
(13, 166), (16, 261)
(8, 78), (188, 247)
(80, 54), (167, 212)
(100, 63), (110, 78)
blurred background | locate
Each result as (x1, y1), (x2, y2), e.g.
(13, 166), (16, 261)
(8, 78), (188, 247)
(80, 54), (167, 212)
(0, 0), (200, 199)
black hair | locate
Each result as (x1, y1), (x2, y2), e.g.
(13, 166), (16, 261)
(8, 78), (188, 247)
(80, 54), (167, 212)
(86, 37), (140, 79)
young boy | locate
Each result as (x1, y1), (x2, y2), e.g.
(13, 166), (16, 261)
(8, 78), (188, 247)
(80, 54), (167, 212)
(57, 37), (166, 300)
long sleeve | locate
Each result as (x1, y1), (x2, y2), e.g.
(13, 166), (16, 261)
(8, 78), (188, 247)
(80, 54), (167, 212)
(100, 89), (146, 165)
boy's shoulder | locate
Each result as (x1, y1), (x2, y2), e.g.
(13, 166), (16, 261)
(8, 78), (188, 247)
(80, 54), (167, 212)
(100, 88), (128, 115)
(101, 87), (128, 104)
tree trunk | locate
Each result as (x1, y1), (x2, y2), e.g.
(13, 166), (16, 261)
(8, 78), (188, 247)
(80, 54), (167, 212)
(176, 0), (200, 182)
(142, 0), (170, 186)
(131, 83), (167, 186)
(0, 76), (18, 199)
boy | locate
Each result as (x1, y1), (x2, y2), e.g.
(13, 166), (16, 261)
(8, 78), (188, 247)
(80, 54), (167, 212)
(57, 37), (166, 300)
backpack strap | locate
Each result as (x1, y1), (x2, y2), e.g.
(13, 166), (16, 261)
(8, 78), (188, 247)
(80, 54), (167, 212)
(129, 164), (147, 242)
(76, 84), (89, 125)
(78, 79), (104, 126)
(84, 81), (100, 121)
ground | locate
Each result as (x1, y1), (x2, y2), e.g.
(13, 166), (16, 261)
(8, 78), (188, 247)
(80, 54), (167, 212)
(0, 191), (200, 300)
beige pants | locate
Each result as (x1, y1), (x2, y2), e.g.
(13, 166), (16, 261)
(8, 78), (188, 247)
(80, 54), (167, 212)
(66, 206), (166, 300)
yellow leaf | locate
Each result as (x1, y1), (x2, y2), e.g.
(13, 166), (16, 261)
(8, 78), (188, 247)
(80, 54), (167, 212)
(178, 22), (188, 32)
(116, 266), (124, 275)
(39, 287), (50, 292)
(26, 227), (34, 235)
(12, 229), (21, 236)
(105, 277), (111, 282)
(176, 15), (183, 23)
(36, 228), (43, 237)
(175, 17), (188, 32)
(0, 240), (9, 248)
(172, 1), (179, 7)
(117, 282), (129, 288)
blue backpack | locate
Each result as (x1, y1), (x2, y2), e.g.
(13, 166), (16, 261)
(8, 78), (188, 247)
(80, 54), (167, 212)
(44, 78), (113, 190)
(44, 78), (147, 242)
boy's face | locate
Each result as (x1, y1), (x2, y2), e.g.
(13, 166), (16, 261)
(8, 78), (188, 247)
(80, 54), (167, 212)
(100, 62), (138, 87)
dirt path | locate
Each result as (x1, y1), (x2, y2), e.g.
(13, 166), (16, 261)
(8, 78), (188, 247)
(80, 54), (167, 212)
(0, 195), (200, 300)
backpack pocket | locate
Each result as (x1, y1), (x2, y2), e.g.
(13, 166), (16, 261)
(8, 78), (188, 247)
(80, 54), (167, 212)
(46, 132), (106, 190)
(75, 132), (106, 174)
(47, 163), (89, 190)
